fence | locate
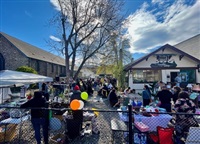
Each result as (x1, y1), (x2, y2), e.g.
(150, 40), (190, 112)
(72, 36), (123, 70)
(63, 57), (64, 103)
(0, 105), (200, 144)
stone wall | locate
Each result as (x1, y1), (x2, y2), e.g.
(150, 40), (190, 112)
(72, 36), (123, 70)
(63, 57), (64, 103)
(0, 34), (66, 79)
(0, 35), (29, 70)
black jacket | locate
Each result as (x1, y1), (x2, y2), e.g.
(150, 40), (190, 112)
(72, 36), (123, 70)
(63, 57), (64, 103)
(157, 90), (173, 104)
(20, 97), (47, 119)
(70, 90), (81, 102)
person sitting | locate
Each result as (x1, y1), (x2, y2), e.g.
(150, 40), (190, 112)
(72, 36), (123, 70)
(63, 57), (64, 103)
(109, 89), (118, 107)
(113, 96), (122, 108)
(99, 84), (109, 98)
(173, 91), (199, 143)
(107, 82), (113, 91)
(124, 87), (131, 95)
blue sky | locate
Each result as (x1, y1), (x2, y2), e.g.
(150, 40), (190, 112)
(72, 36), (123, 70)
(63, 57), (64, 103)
(1, 0), (199, 60)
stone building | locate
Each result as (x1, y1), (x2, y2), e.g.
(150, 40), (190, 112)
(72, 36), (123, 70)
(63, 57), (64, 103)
(0, 32), (66, 78)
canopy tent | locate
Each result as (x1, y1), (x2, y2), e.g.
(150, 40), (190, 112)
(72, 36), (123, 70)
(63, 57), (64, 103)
(0, 70), (53, 87)
(0, 70), (53, 104)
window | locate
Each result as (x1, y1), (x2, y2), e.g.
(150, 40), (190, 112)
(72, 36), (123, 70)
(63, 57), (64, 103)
(36, 61), (40, 71)
(132, 70), (161, 83)
(0, 53), (5, 70)
(51, 64), (54, 73)
(56, 65), (58, 74)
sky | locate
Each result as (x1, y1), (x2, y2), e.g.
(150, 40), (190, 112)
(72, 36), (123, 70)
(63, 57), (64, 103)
(0, 0), (199, 60)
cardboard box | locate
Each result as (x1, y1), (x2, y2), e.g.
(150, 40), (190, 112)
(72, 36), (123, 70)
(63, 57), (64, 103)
(0, 124), (17, 143)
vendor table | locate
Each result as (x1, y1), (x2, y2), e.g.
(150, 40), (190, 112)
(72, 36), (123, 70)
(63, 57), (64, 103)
(0, 115), (30, 143)
(134, 114), (172, 132)
(0, 115), (30, 124)
(118, 109), (172, 132)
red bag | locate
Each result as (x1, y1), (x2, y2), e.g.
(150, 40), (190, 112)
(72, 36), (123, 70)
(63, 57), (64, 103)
(148, 126), (174, 144)
(157, 126), (174, 144)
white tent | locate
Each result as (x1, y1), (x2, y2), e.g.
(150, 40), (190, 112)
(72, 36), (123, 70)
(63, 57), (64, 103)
(0, 70), (53, 87)
(0, 70), (53, 104)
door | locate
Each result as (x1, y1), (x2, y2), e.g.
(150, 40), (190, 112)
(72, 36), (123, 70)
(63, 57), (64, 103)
(170, 72), (178, 83)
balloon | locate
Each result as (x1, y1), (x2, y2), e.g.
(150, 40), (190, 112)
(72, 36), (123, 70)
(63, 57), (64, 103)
(78, 100), (84, 110)
(49, 118), (61, 131)
(70, 99), (80, 110)
(81, 92), (88, 100)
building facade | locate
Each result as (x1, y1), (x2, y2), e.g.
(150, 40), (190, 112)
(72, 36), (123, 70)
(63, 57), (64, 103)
(0, 32), (66, 78)
(124, 34), (200, 93)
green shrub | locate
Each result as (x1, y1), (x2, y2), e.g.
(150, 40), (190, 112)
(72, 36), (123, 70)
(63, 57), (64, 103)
(16, 66), (38, 74)
(16, 66), (38, 89)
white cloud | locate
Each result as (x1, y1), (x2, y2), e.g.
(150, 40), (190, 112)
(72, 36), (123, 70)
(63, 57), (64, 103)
(124, 0), (200, 54)
(151, 0), (164, 5)
(49, 35), (61, 42)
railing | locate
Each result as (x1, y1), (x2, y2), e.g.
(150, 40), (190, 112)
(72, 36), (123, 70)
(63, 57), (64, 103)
(0, 106), (200, 144)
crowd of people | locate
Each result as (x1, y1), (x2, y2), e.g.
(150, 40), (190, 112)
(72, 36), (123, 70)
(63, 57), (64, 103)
(141, 81), (200, 143)
(20, 77), (200, 144)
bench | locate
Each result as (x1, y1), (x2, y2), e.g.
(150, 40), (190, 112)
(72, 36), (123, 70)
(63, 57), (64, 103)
(111, 119), (128, 132)
(111, 119), (128, 143)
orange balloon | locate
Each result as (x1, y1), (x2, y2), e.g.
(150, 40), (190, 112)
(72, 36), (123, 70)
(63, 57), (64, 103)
(70, 99), (80, 110)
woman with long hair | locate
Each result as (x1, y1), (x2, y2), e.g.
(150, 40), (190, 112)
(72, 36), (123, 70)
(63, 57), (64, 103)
(172, 86), (181, 103)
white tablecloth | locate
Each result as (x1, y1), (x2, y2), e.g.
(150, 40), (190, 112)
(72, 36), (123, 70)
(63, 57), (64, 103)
(0, 115), (30, 124)
(118, 110), (172, 132)
(134, 114), (172, 132)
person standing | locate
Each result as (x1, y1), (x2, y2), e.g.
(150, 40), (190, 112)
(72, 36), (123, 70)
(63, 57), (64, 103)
(68, 85), (83, 140)
(70, 85), (82, 102)
(175, 73), (182, 87)
(42, 82), (49, 101)
(172, 86), (181, 104)
(142, 85), (151, 106)
(20, 91), (48, 144)
(156, 85), (173, 112)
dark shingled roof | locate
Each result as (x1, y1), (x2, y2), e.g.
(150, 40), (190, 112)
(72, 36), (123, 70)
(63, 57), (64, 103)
(0, 32), (65, 66)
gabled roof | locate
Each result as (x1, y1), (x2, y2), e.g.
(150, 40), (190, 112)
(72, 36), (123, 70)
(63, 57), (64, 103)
(174, 34), (200, 60)
(124, 44), (200, 71)
(0, 32), (65, 66)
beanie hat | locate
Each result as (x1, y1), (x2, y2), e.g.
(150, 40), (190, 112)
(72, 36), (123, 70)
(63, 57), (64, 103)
(74, 85), (80, 91)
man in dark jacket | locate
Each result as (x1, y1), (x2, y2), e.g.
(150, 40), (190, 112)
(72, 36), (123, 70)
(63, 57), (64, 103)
(156, 85), (173, 112)
(70, 85), (82, 102)
(20, 91), (48, 144)
(68, 85), (83, 139)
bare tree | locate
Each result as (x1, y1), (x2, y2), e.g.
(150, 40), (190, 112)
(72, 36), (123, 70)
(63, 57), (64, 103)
(99, 31), (133, 66)
(49, 0), (125, 81)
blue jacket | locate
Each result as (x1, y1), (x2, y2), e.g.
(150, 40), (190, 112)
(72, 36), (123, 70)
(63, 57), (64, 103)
(142, 90), (151, 99)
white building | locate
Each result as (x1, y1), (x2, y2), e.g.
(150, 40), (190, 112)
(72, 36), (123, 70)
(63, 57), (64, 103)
(124, 34), (200, 93)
